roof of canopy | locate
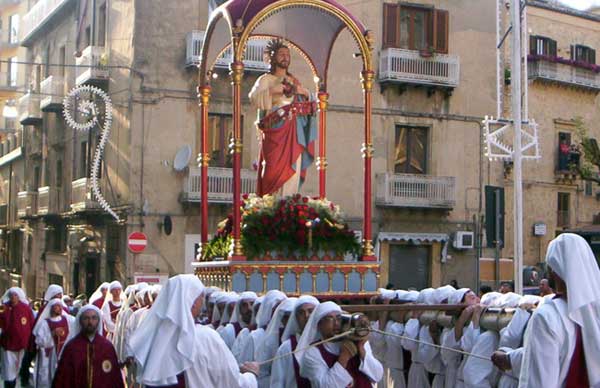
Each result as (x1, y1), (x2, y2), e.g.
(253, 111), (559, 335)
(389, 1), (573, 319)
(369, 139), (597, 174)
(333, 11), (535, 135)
(199, 0), (374, 89)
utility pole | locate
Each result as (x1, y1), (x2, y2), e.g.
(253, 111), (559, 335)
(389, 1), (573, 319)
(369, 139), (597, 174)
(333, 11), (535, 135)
(511, 0), (524, 294)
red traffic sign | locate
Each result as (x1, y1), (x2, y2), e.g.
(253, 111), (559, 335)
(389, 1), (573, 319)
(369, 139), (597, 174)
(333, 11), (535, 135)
(128, 232), (147, 253)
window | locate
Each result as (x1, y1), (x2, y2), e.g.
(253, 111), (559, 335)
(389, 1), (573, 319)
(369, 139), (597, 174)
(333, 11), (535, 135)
(5, 118), (15, 131)
(79, 141), (89, 179)
(530, 35), (557, 56)
(56, 159), (62, 188)
(48, 274), (63, 287)
(383, 3), (448, 53)
(394, 126), (427, 174)
(46, 224), (67, 252)
(8, 56), (17, 87)
(33, 166), (40, 190)
(201, 114), (234, 168)
(59, 46), (66, 77)
(557, 192), (570, 227)
(98, 3), (107, 47)
(557, 132), (579, 172)
(571, 44), (596, 65)
(8, 14), (18, 44)
(585, 181), (593, 196)
(84, 25), (91, 48)
(44, 45), (50, 78)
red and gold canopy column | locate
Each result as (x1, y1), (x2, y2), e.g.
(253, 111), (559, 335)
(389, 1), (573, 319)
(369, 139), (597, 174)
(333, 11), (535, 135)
(230, 61), (245, 261)
(199, 86), (211, 254)
(361, 70), (376, 261)
(317, 91), (329, 199)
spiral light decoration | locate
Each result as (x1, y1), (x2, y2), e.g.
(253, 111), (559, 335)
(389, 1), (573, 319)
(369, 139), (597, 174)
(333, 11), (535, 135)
(63, 85), (119, 221)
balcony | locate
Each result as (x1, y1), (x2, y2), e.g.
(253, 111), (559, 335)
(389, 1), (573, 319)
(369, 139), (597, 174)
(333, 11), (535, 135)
(40, 75), (65, 112)
(375, 172), (456, 209)
(0, 29), (19, 50)
(528, 57), (600, 92)
(75, 46), (109, 85)
(17, 191), (37, 218)
(21, 0), (73, 46)
(70, 178), (99, 212)
(181, 167), (257, 203)
(38, 186), (61, 216)
(379, 48), (460, 90)
(185, 31), (270, 72)
(18, 93), (42, 125)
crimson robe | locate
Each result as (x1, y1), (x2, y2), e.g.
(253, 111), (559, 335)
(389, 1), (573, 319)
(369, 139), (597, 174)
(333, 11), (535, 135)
(92, 297), (104, 310)
(0, 301), (34, 351)
(51, 333), (124, 388)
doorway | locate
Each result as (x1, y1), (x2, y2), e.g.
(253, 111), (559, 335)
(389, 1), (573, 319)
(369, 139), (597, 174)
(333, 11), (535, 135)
(388, 244), (431, 290)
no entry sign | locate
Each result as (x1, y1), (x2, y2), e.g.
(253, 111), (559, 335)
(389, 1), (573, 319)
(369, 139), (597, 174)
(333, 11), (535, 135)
(128, 232), (147, 253)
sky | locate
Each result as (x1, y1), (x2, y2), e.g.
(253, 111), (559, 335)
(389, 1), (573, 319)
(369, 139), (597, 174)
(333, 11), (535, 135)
(559, 0), (600, 10)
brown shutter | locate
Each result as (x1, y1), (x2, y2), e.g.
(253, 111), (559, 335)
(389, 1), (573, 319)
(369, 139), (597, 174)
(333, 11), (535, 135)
(529, 35), (537, 55)
(549, 39), (557, 57)
(383, 3), (400, 48)
(433, 9), (449, 54)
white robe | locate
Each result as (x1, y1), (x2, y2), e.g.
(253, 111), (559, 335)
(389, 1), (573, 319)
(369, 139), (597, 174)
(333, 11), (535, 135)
(1, 349), (24, 381)
(462, 330), (499, 388)
(496, 308), (532, 388)
(124, 306), (150, 358)
(300, 341), (383, 388)
(382, 320), (406, 388)
(455, 322), (480, 388)
(113, 307), (135, 362)
(220, 323), (246, 350)
(270, 339), (295, 388)
(497, 347), (523, 388)
(418, 325), (444, 388)
(232, 327), (252, 364)
(519, 298), (576, 388)
(440, 327), (461, 388)
(33, 315), (75, 388)
(401, 319), (429, 388)
(185, 324), (257, 388)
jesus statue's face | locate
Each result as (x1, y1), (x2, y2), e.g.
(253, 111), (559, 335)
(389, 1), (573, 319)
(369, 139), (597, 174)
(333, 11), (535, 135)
(273, 47), (290, 70)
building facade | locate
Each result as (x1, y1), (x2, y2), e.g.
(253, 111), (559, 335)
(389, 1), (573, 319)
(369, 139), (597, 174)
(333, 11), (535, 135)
(5, 0), (600, 298)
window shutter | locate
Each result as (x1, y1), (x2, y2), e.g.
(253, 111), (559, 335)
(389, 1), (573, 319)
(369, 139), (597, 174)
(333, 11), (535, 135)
(383, 3), (400, 48)
(549, 39), (557, 57)
(570, 44), (575, 60)
(529, 35), (537, 55)
(590, 48), (596, 65)
(433, 9), (449, 54)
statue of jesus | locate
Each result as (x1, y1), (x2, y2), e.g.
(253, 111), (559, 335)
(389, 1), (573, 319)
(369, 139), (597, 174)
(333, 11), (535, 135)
(249, 39), (317, 196)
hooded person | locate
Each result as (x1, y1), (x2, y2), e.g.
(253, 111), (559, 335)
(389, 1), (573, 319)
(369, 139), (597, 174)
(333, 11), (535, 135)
(51, 304), (124, 388)
(463, 292), (520, 388)
(270, 295), (319, 388)
(419, 285), (455, 388)
(123, 285), (154, 361)
(0, 287), (34, 388)
(256, 297), (297, 387)
(297, 301), (383, 388)
(113, 282), (148, 363)
(210, 291), (228, 329)
(220, 291), (258, 350)
(492, 294), (543, 388)
(218, 292), (241, 332)
(440, 288), (479, 388)
(520, 233), (600, 388)
(202, 287), (221, 325)
(402, 287), (434, 388)
(233, 295), (265, 363)
(90, 282), (110, 309)
(130, 274), (258, 388)
(101, 280), (124, 338)
(32, 298), (76, 388)
(236, 290), (287, 364)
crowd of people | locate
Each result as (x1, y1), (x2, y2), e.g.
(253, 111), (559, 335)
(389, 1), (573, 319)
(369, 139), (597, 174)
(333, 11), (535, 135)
(0, 233), (597, 387)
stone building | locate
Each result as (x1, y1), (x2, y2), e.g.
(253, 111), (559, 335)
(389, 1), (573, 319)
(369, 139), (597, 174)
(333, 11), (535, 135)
(5, 0), (600, 298)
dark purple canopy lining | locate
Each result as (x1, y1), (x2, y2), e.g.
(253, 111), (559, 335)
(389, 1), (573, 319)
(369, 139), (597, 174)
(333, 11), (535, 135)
(200, 0), (369, 88)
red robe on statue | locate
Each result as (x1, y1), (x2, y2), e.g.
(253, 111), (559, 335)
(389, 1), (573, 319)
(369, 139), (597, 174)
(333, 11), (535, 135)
(51, 332), (124, 388)
(0, 301), (34, 351)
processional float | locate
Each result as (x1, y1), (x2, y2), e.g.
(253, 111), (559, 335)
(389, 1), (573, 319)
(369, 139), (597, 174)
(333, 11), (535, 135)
(193, 0), (381, 297)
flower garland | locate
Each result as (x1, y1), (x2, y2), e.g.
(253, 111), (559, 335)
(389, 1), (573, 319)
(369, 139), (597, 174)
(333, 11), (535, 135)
(203, 194), (361, 260)
(527, 54), (600, 73)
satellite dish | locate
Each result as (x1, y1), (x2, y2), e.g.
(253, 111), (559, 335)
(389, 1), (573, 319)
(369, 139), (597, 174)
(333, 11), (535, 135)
(173, 145), (192, 171)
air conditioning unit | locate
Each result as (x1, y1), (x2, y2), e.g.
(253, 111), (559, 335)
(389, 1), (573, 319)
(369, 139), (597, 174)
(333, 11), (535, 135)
(453, 231), (474, 249)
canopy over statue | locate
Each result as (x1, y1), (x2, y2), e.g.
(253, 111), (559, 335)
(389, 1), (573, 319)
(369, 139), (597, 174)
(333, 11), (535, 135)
(195, 0), (379, 296)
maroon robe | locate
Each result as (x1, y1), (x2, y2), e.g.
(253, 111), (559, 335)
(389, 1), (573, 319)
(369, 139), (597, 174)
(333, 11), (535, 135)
(51, 332), (124, 388)
(108, 301), (120, 322)
(317, 343), (373, 388)
(92, 297), (104, 310)
(566, 325), (589, 388)
(232, 322), (243, 338)
(0, 301), (34, 351)
(28, 300), (68, 352)
(46, 316), (69, 356)
(290, 335), (311, 388)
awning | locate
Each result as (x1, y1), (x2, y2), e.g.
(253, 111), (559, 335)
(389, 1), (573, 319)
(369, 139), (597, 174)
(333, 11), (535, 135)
(377, 232), (449, 243)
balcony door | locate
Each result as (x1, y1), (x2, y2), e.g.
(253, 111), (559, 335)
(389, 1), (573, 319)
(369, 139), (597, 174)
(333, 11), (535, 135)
(394, 125), (428, 174)
(388, 244), (430, 290)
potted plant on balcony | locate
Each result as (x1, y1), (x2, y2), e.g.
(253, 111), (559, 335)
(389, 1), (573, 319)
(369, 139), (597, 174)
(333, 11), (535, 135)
(419, 46), (436, 58)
